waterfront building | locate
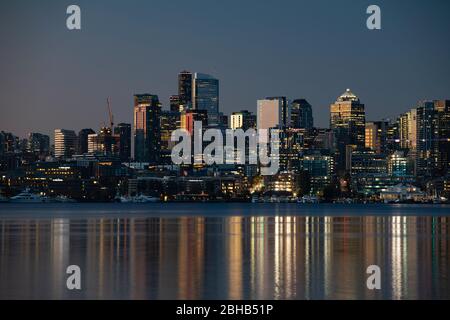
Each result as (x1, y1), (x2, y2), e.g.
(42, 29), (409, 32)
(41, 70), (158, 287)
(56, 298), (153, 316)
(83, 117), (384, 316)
(300, 154), (334, 195)
(388, 151), (414, 177)
(134, 94), (162, 164)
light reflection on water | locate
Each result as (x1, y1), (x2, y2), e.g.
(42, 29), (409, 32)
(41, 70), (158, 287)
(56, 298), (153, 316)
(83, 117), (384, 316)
(0, 204), (449, 300)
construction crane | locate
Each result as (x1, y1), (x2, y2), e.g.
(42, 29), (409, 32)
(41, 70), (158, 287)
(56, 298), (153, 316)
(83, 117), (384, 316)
(106, 97), (114, 131)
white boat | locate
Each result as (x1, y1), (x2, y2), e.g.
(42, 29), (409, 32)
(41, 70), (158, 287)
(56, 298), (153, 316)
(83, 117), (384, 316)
(10, 189), (49, 203)
(132, 195), (160, 203)
(117, 196), (132, 203)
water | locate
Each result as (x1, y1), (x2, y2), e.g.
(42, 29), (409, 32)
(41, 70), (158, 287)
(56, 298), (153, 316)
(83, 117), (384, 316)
(0, 203), (449, 300)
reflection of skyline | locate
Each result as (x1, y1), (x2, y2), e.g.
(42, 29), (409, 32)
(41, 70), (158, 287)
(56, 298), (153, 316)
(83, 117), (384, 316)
(0, 215), (449, 300)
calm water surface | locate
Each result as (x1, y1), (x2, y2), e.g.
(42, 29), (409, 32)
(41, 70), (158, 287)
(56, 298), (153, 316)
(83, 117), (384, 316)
(0, 203), (449, 300)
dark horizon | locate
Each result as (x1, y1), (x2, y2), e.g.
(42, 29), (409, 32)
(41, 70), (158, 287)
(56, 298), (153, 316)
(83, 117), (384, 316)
(1, 0), (450, 138)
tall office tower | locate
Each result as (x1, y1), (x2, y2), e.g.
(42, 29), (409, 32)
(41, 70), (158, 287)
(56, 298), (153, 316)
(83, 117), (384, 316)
(398, 109), (417, 151)
(180, 109), (208, 135)
(178, 70), (193, 110)
(330, 89), (366, 172)
(416, 101), (439, 177)
(434, 100), (450, 175)
(257, 97), (290, 131)
(114, 123), (131, 162)
(77, 128), (95, 154)
(386, 120), (401, 153)
(160, 111), (180, 164)
(192, 73), (219, 125)
(87, 127), (118, 155)
(291, 99), (313, 129)
(54, 129), (77, 159)
(364, 121), (388, 154)
(27, 133), (50, 155)
(134, 94), (162, 164)
(170, 95), (181, 112)
(230, 110), (257, 130)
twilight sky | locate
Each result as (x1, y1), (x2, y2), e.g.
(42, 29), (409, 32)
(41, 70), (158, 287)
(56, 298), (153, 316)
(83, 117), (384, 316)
(1, 0), (449, 138)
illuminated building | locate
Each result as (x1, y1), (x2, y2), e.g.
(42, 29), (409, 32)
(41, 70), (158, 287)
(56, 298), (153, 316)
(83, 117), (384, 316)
(330, 89), (366, 172)
(388, 151), (414, 177)
(178, 70), (193, 110)
(230, 110), (256, 130)
(350, 150), (387, 176)
(54, 129), (77, 159)
(160, 111), (180, 164)
(434, 100), (450, 175)
(192, 73), (219, 125)
(300, 154), (334, 194)
(133, 94), (161, 164)
(257, 97), (290, 131)
(365, 121), (388, 153)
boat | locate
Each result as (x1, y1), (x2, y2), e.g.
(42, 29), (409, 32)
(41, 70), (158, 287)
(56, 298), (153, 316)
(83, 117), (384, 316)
(10, 189), (49, 203)
(116, 196), (132, 203)
(132, 195), (160, 203)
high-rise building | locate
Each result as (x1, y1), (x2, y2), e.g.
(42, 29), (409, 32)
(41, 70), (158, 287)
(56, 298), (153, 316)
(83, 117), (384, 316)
(230, 110), (257, 130)
(87, 127), (119, 156)
(180, 109), (208, 135)
(257, 97), (290, 131)
(78, 128), (95, 154)
(434, 100), (450, 175)
(28, 133), (50, 155)
(54, 129), (77, 159)
(178, 71), (193, 110)
(160, 111), (180, 164)
(365, 121), (388, 154)
(291, 99), (313, 129)
(416, 101), (439, 177)
(134, 94), (162, 164)
(192, 73), (219, 125)
(114, 123), (131, 162)
(170, 95), (181, 112)
(330, 89), (366, 172)
(398, 109), (417, 151)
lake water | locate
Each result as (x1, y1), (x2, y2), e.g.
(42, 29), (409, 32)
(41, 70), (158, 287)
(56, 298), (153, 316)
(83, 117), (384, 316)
(0, 203), (449, 300)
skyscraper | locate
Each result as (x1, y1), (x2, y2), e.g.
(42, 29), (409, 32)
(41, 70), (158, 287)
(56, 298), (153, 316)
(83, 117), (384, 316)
(160, 111), (180, 164)
(133, 94), (161, 164)
(114, 123), (131, 162)
(178, 71), (193, 110)
(365, 121), (388, 154)
(230, 110), (256, 130)
(192, 73), (219, 125)
(330, 89), (366, 172)
(78, 128), (95, 154)
(28, 133), (50, 155)
(257, 97), (290, 130)
(54, 129), (77, 159)
(291, 99), (313, 129)
(170, 95), (181, 112)
(416, 101), (438, 177)
(434, 100), (450, 175)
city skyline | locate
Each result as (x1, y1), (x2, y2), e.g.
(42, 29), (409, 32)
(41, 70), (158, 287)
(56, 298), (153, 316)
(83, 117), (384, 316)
(1, 0), (450, 138)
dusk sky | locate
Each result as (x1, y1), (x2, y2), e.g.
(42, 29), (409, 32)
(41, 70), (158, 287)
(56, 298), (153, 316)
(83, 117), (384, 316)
(1, 0), (449, 138)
